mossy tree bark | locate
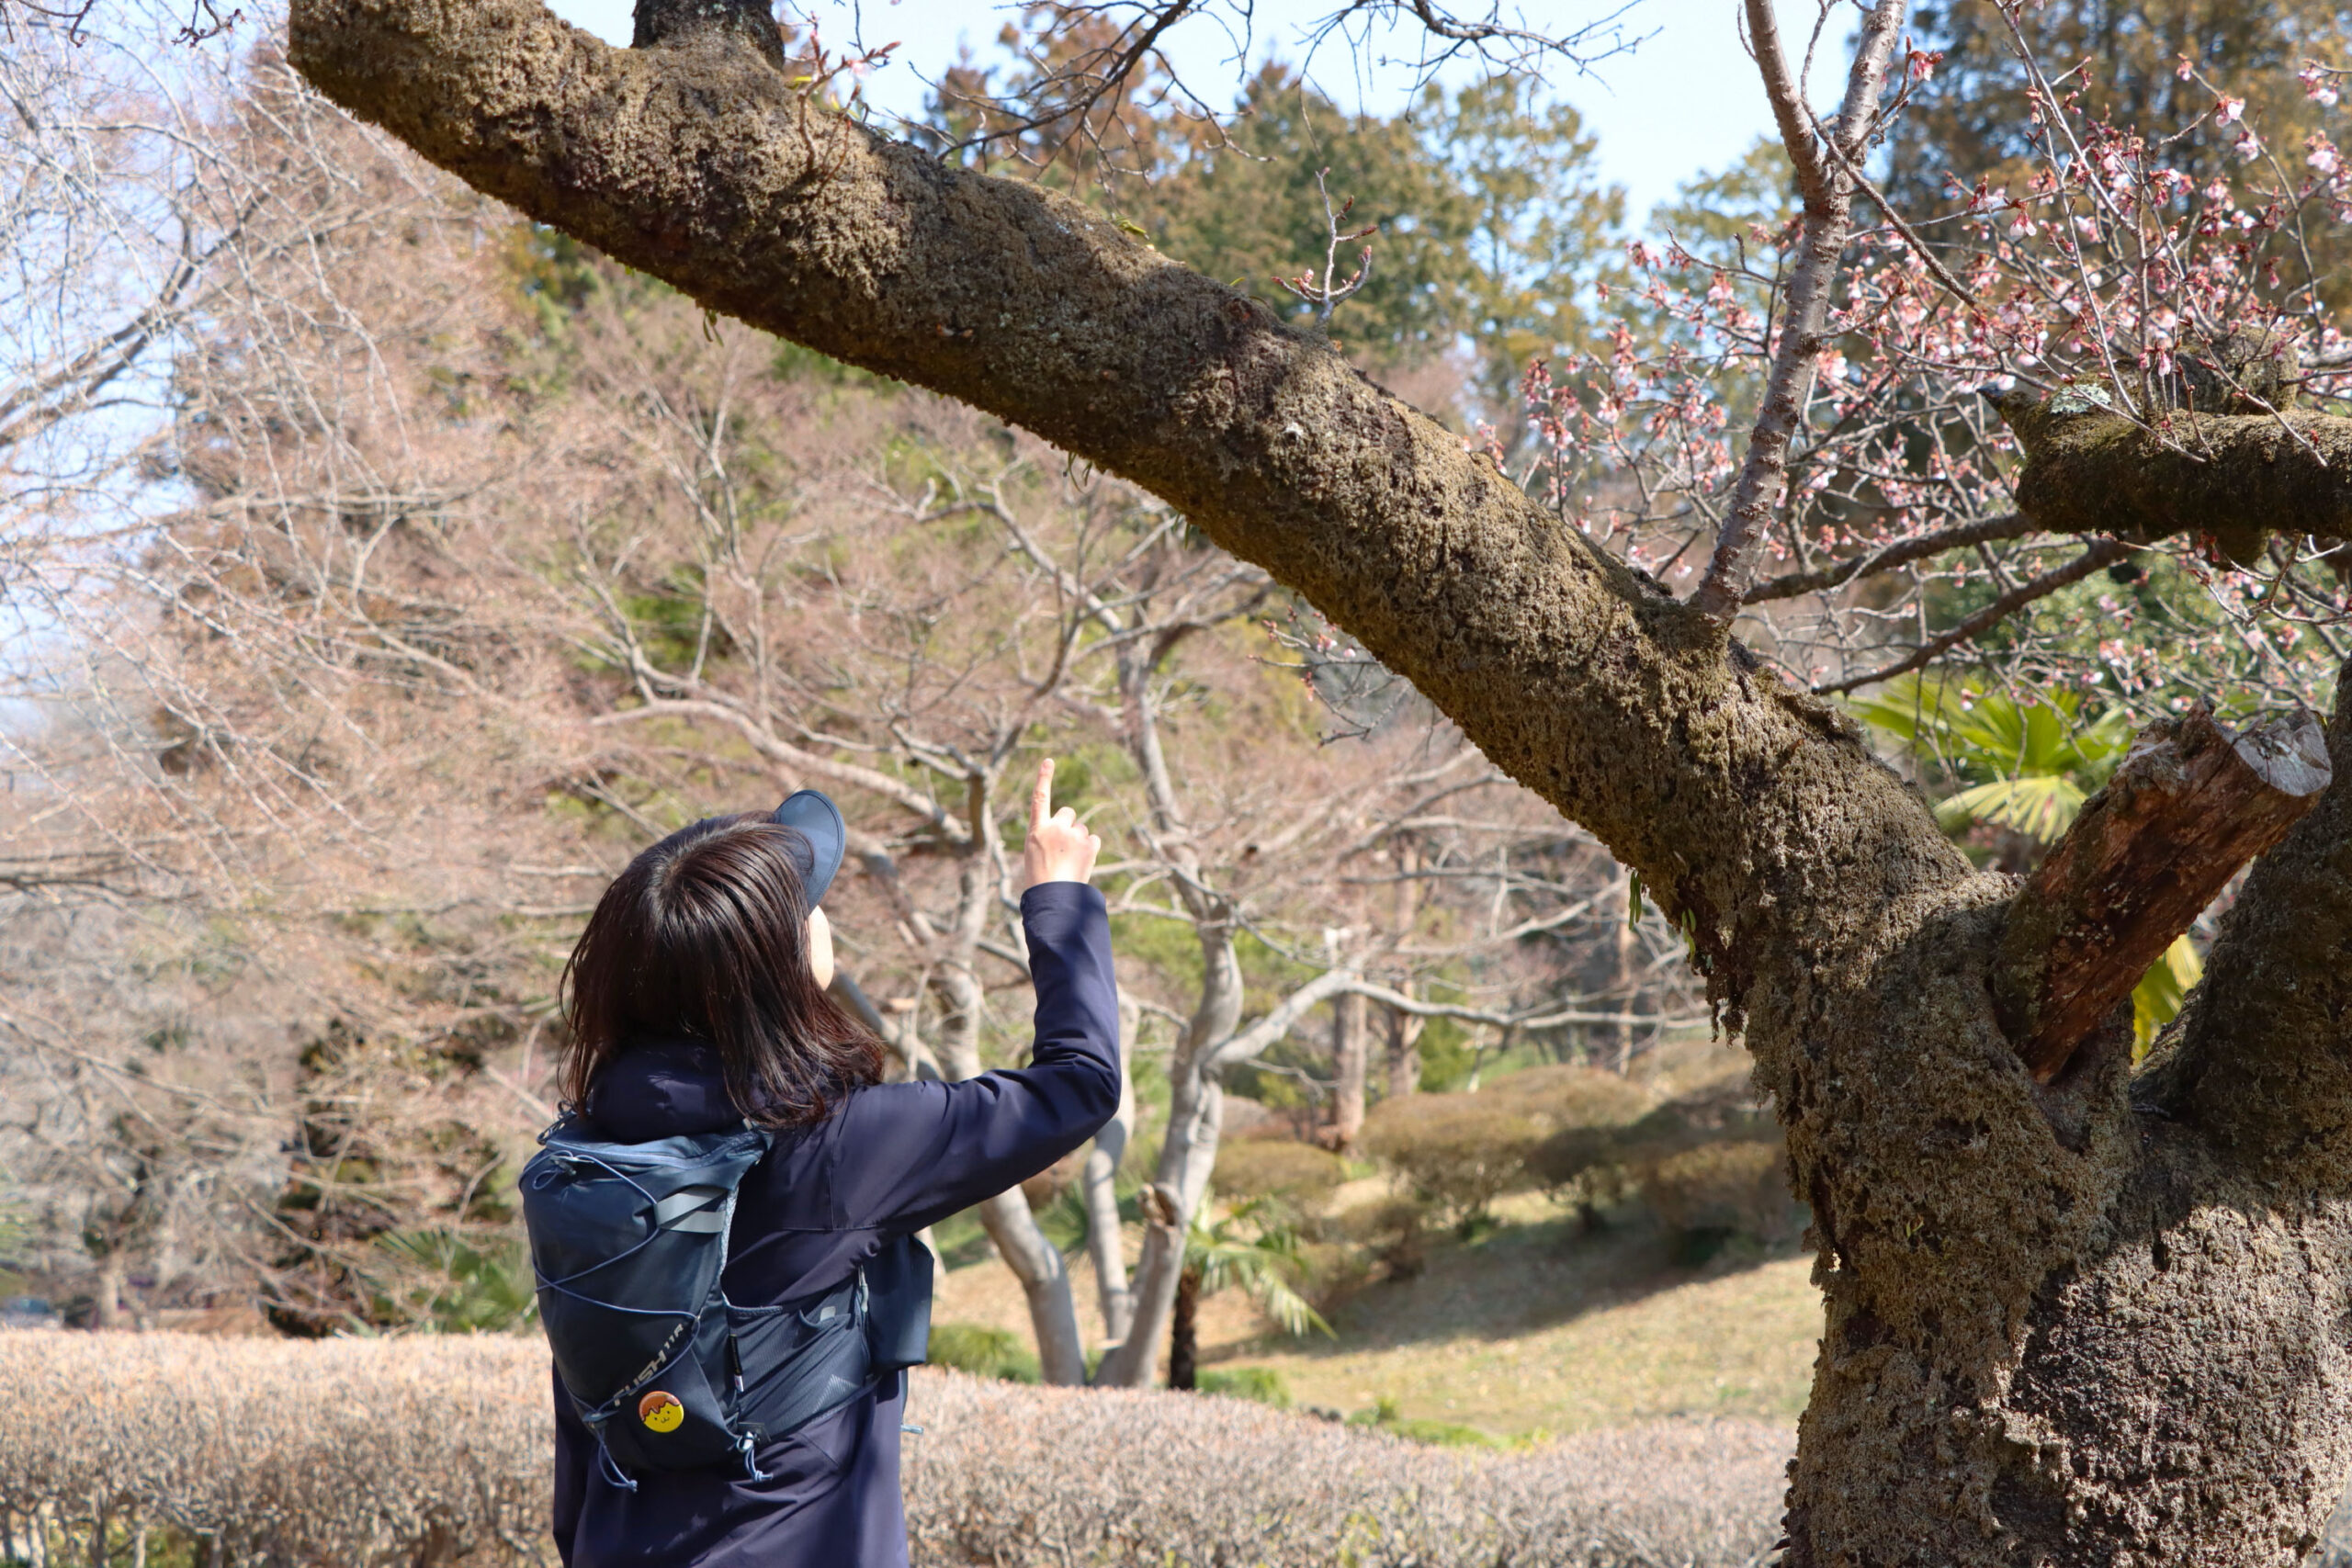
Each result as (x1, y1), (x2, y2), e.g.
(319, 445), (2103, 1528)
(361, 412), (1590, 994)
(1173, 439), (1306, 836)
(285, 4), (2352, 1559)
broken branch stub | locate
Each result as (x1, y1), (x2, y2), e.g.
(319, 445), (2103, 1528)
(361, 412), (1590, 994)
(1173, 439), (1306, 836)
(1996, 704), (2333, 1083)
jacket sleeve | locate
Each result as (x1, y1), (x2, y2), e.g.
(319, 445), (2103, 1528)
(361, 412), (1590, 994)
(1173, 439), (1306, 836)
(830, 881), (1120, 1235)
(550, 1366), (588, 1565)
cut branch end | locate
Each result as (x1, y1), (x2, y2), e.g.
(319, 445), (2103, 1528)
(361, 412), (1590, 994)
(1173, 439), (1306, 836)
(1996, 704), (2333, 1083)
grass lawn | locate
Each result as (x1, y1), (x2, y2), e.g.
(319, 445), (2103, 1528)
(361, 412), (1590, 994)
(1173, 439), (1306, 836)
(931, 1189), (1823, 1439)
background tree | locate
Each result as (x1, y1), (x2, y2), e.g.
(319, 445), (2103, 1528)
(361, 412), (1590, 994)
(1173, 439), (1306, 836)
(1892, 0), (2352, 237)
(2, 11), (1679, 1376)
(1164, 1194), (1327, 1393)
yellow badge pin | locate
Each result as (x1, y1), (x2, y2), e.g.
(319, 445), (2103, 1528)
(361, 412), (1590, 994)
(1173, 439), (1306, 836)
(638, 1391), (684, 1433)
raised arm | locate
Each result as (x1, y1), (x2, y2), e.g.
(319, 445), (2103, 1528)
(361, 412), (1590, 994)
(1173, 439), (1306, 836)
(830, 763), (1115, 1233)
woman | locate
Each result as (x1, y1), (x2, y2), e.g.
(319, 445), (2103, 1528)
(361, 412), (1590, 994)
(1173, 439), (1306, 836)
(548, 759), (1116, 1568)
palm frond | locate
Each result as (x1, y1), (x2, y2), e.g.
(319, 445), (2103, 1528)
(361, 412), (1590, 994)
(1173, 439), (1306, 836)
(1935, 776), (2089, 845)
(2132, 935), (2203, 1055)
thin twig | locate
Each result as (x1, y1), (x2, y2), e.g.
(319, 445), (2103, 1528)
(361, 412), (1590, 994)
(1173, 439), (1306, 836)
(1812, 538), (2131, 694)
(1744, 513), (2030, 603)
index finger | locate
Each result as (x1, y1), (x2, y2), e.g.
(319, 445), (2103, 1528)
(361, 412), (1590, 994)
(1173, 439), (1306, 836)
(1030, 757), (1055, 829)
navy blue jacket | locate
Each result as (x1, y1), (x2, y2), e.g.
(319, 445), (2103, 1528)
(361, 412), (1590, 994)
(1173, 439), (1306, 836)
(552, 882), (1120, 1568)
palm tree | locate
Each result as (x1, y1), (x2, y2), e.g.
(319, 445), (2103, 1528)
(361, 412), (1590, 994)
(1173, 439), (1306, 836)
(1851, 676), (2201, 1049)
(1168, 1196), (1332, 1391)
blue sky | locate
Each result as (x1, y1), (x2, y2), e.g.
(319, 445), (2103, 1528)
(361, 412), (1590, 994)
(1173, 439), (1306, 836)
(538, 0), (1782, 220)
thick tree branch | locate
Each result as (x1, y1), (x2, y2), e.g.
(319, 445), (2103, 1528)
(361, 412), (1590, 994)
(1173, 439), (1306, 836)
(1996, 705), (2331, 1084)
(1690, 0), (1907, 623)
(1204, 966), (1360, 1072)
(287, 0), (1970, 1015)
(1994, 402), (2352, 569)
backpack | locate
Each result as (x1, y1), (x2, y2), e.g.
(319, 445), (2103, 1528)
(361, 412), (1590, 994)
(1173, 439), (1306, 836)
(519, 1113), (933, 1489)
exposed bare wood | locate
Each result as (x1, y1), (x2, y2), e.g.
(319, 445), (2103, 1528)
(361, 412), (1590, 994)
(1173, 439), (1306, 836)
(1996, 705), (2333, 1083)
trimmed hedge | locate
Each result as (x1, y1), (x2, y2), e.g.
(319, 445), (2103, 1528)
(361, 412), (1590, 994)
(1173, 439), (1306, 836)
(1361, 1067), (1652, 1228)
(0, 1330), (1789, 1566)
(1210, 1139), (1352, 1204)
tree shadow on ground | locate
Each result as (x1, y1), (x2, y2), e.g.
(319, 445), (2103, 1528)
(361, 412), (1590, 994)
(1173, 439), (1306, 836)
(1211, 1204), (1811, 1366)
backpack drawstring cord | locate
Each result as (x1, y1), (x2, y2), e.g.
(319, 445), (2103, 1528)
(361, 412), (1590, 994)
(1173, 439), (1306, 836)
(596, 1435), (640, 1494)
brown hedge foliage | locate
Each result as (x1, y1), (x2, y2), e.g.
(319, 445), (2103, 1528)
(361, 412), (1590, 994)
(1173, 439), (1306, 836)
(0, 1330), (1789, 1567)
(1361, 1068), (1653, 1227)
(1210, 1139), (1352, 1203)
(0, 1330), (551, 1566)
(902, 1371), (1787, 1565)
(1636, 1142), (1801, 1245)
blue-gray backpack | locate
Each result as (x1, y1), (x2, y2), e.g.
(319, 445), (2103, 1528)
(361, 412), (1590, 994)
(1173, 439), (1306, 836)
(519, 1113), (933, 1488)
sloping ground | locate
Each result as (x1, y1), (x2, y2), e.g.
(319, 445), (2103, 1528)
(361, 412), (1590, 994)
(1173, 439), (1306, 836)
(1242, 1251), (1820, 1435)
(933, 1198), (1824, 1437)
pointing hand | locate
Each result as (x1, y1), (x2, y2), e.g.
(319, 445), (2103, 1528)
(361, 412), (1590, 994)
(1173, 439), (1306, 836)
(1020, 758), (1102, 891)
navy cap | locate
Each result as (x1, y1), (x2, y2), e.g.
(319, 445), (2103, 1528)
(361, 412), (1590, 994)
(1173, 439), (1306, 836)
(770, 789), (846, 908)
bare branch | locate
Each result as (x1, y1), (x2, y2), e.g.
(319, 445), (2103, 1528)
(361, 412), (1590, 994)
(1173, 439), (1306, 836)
(1690, 0), (1909, 623)
(1743, 513), (2031, 604)
(1810, 540), (2132, 695)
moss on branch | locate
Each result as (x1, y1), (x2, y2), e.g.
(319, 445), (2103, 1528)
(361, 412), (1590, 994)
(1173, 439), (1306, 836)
(1984, 333), (2343, 567)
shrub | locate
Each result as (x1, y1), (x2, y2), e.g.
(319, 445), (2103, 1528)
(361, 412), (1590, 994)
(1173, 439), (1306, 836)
(1194, 1365), (1293, 1407)
(1528, 1122), (1641, 1212)
(1361, 1098), (1546, 1229)
(1363, 1067), (1654, 1230)
(0, 1330), (550, 1567)
(1505, 1066), (1656, 1128)
(0, 1331), (1792, 1567)
(1636, 1142), (1800, 1254)
(926, 1321), (1041, 1383)
(1531, 1074), (1787, 1235)
(905, 1373), (1789, 1564)
(1210, 1139), (1351, 1204)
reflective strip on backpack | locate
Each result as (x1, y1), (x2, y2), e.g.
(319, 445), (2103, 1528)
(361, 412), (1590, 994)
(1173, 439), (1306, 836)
(650, 1186), (729, 1233)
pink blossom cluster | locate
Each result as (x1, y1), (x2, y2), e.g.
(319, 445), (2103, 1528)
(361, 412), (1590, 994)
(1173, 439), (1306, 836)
(1505, 15), (2349, 715)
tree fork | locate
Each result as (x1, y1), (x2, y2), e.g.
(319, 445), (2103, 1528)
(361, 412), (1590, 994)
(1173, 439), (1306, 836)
(1995, 703), (2332, 1082)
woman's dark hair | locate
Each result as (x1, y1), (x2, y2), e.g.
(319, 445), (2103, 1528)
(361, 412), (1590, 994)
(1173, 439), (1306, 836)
(559, 813), (884, 1127)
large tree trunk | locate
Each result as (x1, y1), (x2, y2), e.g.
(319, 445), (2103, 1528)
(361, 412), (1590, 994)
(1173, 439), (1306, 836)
(1384, 1001), (1423, 1101)
(1778, 692), (2349, 1564)
(286, 6), (2352, 1555)
(91, 1252), (124, 1333)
